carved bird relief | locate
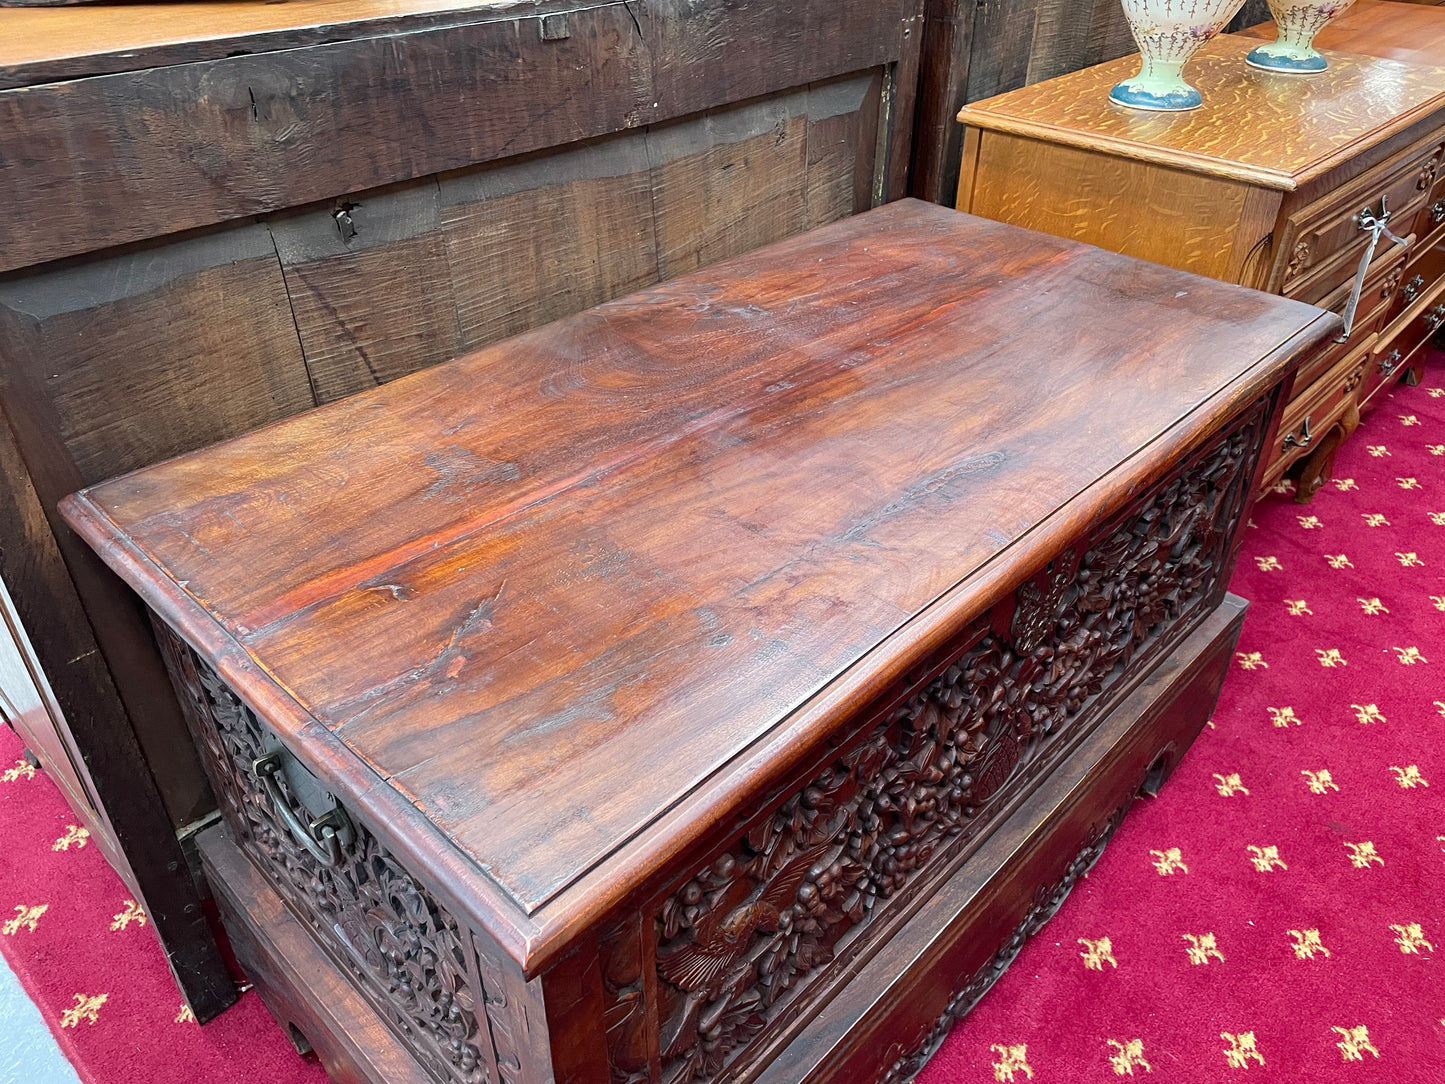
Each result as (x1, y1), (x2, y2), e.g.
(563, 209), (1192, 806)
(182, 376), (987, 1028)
(658, 839), (836, 994)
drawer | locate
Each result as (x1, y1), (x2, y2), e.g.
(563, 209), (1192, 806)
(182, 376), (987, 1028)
(1393, 228), (1445, 321)
(1267, 337), (1375, 483)
(1411, 169), (1445, 244)
(1278, 136), (1442, 299)
(1380, 228), (1445, 367)
(1293, 248), (1405, 391)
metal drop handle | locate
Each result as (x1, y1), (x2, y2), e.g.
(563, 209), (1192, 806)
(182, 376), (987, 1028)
(1379, 350), (1402, 377)
(1403, 275), (1425, 304)
(1340, 196), (1408, 341)
(1427, 304), (1445, 333)
(254, 752), (354, 868)
(1283, 416), (1313, 450)
(1433, 199), (1445, 225)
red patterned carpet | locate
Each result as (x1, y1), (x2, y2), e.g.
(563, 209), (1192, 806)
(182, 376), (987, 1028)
(921, 364), (1445, 1081)
(0, 362), (1439, 1084)
(0, 717), (327, 1083)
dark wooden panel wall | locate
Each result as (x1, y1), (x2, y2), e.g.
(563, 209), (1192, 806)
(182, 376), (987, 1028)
(0, 0), (922, 1020)
(910, 0), (1274, 204)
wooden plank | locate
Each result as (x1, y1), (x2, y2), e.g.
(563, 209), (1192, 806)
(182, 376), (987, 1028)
(647, 0), (906, 120)
(964, 0), (1040, 103)
(1023, 0), (1093, 85)
(0, 408), (234, 1020)
(1085, 0), (1138, 68)
(0, 0), (565, 89)
(271, 181), (465, 405)
(0, 0), (923, 278)
(0, 222), (316, 483)
(648, 89), (811, 281)
(440, 133), (659, 353)
(883, 0), (927, 200)
(0, 220), (310, 835)
(0, 2), (652, 276)
(803, 74), (880, 228)
(909, 0), (975, 205)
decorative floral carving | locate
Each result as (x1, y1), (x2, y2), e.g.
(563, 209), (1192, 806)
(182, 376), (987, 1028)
(636, 402), (1265, 1084)
(1417, 147), (1442, 193)
(157, 634), (491, 1084)
(1285, 238), (1313, 282)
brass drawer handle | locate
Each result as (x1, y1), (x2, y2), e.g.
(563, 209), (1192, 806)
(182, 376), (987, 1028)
(1433, 199), (1445, 225)
(1283, 416), (1313, 450)
(1402, 275), (1425, 304)
(1427, 304), (1445, 333)
(1379, 350), (1402, 377)
(254, 752), (354, 868)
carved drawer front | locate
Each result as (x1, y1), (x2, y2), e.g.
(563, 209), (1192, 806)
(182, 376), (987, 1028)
(1294, 248), (1405, 392)
(1269, 337), (1375, 483)
(1279, 136), (1441, 302)
(153, 631), (499, 1084)
(1409, 159), (1445, 251)
(1379, 229), (1445, 379)
(597, 401), (1270, 1084)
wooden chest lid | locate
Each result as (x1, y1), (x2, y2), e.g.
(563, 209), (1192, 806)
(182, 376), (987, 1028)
(62, 200), (1333, 969)
(956, 33), (1445, 192)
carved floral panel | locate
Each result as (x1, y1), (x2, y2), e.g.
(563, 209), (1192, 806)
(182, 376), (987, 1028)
(157, 633), (496, 1084)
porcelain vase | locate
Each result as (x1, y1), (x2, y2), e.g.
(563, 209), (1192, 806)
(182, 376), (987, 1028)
(1246, 0), (1358, 73)
(1110, 0), (1249, 112)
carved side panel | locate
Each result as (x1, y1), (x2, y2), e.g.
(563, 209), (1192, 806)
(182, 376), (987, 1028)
(608, 399), (1267, 1084)
(155, 632), (492, 1084)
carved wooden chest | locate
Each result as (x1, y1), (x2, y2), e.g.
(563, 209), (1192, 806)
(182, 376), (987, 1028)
(62, 200), (1335, 1084)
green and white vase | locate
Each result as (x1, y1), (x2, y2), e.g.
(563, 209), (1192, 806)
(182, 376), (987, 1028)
(1110, 0), (1249, 112)
(1246, 0), (1357, 73)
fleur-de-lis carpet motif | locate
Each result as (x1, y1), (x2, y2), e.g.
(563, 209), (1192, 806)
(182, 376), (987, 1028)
(920, 373), (1445, 1081)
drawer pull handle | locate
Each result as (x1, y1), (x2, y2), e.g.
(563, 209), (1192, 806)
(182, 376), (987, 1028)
(1433, 199), (1445, 226)
(1283, 416), (1313, 450)
(254, 752), (354, 867)
(1427, 304), (1445, 333)
(1379, 350), (1402, 377)
(1342, 197), (1407, 338)
(1402, 275), (1425, 304)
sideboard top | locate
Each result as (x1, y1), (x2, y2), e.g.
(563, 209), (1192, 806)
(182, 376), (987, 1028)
(1237, 1), (1445, 68)
(62, 200), (1333, 969)
(956, 33), (1445, 192)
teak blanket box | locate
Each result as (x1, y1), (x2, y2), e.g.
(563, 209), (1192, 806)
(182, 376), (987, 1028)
(62, 201), (1336, 1084)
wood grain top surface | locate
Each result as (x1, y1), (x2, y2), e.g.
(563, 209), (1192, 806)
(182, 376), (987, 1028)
(957, 34), (1445, 191)
(1238, 0), (1445, 67)
(63, 201), (1331, 937)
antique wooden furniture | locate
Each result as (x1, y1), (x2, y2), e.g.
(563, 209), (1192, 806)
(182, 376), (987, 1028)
(62, 200), (1334, 1084)
(0, 0), (923, 1017)
(955, 18), (1445, 502)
